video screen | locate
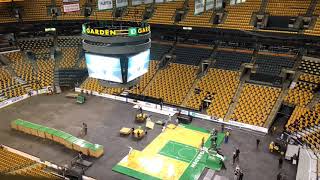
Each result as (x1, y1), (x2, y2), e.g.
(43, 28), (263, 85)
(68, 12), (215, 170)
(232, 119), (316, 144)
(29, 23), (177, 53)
(127, 49), (150, 82)
(85, 53), (123, 83)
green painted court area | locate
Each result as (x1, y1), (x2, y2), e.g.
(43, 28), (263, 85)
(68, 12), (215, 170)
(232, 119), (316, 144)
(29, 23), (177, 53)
(113, 125), (226, 180)
(158, 140), (199, 163)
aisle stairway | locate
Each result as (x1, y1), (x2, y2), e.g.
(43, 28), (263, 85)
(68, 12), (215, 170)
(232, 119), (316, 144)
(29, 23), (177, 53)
(259, 0), (269, 13)
(306, 0), (319, 16)
(264, 87), (288, 127)
(224, 80), (246, 121)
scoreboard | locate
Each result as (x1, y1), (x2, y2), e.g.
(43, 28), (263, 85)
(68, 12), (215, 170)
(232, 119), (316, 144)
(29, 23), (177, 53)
(82, 22), (151, 87)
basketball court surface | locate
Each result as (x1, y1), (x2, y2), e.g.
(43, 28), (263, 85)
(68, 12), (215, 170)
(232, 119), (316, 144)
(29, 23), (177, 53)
(113, 124), (225, 180)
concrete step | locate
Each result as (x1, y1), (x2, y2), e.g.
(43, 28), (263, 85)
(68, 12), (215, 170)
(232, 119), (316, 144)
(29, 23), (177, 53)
(264, 88), (288, 128)
(224, 80), (245, 121)
(181, 77), (201, 107)
(14, 77), (27, 85)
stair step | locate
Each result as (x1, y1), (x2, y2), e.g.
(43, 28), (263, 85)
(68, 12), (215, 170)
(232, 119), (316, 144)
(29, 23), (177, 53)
(14, 77), (27, 85)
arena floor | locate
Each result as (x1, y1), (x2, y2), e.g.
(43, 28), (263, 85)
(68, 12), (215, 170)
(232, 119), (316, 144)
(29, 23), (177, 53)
(0, 92), (296, 180)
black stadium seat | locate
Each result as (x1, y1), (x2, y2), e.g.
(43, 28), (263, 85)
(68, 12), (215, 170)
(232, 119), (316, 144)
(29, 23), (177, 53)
(255, 54), (295, 75)
(213, 50), (252, 71)
(150, 43), (171, 60)
(173, 46), (212, 66)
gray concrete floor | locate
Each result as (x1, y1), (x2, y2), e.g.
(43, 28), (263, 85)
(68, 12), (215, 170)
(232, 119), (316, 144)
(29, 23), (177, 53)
(0, 93), (296, 180)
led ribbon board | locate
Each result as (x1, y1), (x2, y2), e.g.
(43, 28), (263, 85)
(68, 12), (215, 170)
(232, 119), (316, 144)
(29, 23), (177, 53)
(82, 24), (151, 37)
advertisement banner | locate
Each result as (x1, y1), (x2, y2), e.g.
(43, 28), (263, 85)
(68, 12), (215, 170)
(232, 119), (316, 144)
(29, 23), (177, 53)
(205, 0), (214, 11)
(194, 0), (205, 15)
(63, 0), (79, 2)
(216, 0), (223, 8)
(116, 0), (128, 8)
(63, 3), (80, 12)
(144, 0), (153, 4)
(180, 109), (189, 115)
(0, 95), (28, 109)
(98, 0), (113, 10)
(132, 0), (143, 6)
(230, 0), (236, 5)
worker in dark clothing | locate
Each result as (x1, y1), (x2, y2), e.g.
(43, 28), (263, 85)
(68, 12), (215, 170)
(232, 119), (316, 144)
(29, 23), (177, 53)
(232, 152), (236, 165)
(236, 148), (240, 162)
(78, 152), (83, 161)
(160, 99), (163, 110)
(225, 131), (230, 143)
(277, 172), (282, 180)
(239, 172), (244, 180)
(139, 107), (143, 114)
(82, 123), (87, 136)
(256, 139), (260, 149)
(279, 157), (283, 169)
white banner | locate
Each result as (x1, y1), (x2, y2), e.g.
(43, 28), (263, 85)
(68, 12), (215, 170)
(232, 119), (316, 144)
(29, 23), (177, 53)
(194, 0), (205, 15)
(155, 0), (164, 3)
(63, 3), (80, 12)
(230, 0), (236, 5)
(180, 110), (189, 115)
(144, 0), (153, 4)
(116, 0), (128, 8)
(98, 0), (113, 10)
(229, 120), (268, 133)
(216, 0), (223, 8)
(132, 0), (143, 6)
(0, 95), (28, 109)
(205, 0), (214, 11)
(63, 0), (79, 2)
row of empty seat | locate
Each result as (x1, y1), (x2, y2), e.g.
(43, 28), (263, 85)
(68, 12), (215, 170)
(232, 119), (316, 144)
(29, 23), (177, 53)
(58, 47), (78, 69)
(177, 0), (212, 28)
(130, 60), (159, 95)
(255, 53), (295, 75)
(286, 106), (320, 151)
(148, 1), (184, 25)
(173, 45), (212, 66)
(231, 83), (281, 127)
(286, 106), (319, 133)
(150, 43), (172, 60)
(218, 0), (260, 31)
(299, 58), (320, 76)
(185, 68), (240, 118)
(213, 49), (253, 70)
(0, 67), (17, 95)
(1, 0), (320, 36)
(0, 147), (35, 174)
(266, 0), (311, 17)
(18, 38), (53, 50)
(1, 50), (55, 98)
(80, 77), (123, 95)
(121, 4), (146, 22)
(0, 147), (62, 179)
(143, 63), (198, 105)
(7, 163), (61, 180)
(57, 37), (82, 47)
(284, 74), (318, 107)
(36, 59), (54, 88)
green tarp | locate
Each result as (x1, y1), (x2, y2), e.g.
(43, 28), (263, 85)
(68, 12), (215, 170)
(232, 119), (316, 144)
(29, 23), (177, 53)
(11, 119), (104, 152)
